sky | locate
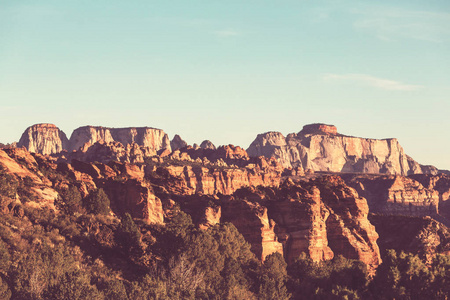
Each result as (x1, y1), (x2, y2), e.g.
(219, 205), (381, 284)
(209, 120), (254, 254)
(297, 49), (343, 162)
(1, 0), (449, 169)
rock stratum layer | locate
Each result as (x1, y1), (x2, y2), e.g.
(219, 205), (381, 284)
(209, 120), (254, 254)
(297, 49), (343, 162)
(247, 123), (437, 175)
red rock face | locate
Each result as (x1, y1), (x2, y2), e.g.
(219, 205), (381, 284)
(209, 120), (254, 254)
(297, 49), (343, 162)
(150, 164), (281, 196)
(300, 123), (338, 135)
(102, 179), (163, 224)
(233, 177), (381, 269)
(221, 199), (283, 261)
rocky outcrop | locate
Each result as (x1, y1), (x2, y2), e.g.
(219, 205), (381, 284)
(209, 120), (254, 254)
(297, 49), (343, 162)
(247, 123), (437, 175)
(69, 126), (171, 153)
(409, 173), (450, 224)
(60, 140), (155, 164)
(149, 162), (281, 196)
(170, 134), (187, 151)
(343, 174), (439, 217)
(18, 124), (69, 155)
(232, 177), (381, 268)
(0, 148), (59, 210)
(301, 123), (338, 135)
(370, 214), (450, 261)
(103, 179), (164, 224)
(221, 199), (283, 261)
(200, 140), (216, 150)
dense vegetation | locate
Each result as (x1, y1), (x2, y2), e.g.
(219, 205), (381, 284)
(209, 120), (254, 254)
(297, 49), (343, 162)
(0, 165), (449, 299)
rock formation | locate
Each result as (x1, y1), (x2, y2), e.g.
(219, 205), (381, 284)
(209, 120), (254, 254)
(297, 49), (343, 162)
(0, 145), (382, 268)
(200, 140), (216, 150)
(18, 123), (69, 155)
(170, 134), (188, 151)
(148, 162), (281, 196)
(221, 199), (284, 261)
(370, 214), (450, 261)
(232, 176), (381, 268)
(342, 174), (440, 217)
(247, 123), (437, 175)
(17, 125), (172, 160)
(69, 126), (171, 153)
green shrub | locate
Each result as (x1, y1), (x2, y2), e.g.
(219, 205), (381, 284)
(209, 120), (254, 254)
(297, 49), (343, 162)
(115, 213), (141, 253)
(61, 186), (83, 214)
(84, 188), (110, 215)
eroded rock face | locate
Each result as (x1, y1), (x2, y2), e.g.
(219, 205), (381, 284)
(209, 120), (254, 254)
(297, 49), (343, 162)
(18, 124), (69, 155)
(233, 177), (382, 269)
(0, 148), (58, 210)
(247, 123), (437, 175)
(152, 164), (281, 196)
(221, 199), (283, 261)
(69, 126), (171, 153)
(61, 141), (156, 164)
(103, 179), (164, 224)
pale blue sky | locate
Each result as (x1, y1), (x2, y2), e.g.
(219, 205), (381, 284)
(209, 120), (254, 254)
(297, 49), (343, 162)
(1, 0), (449, 169)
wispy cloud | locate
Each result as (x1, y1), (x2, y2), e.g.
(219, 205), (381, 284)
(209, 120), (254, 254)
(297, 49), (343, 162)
(352, 7), (450, 42)
(323, 73), (424, 91)
(214, 29), (240, 37)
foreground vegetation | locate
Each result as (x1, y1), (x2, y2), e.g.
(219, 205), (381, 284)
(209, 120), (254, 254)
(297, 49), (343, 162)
(0, 166), (449, 299)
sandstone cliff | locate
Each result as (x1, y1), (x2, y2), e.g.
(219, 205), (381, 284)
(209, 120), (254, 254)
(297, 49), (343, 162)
(69, 126), (171, 153)
(18, 123), (69, 155)
(17, 124), (172, 159)
(247, 123), (437, 175)
(231, 176), (381, 269)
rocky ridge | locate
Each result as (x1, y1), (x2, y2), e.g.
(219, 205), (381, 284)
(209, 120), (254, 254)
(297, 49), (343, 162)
(247, 123), (437, 175)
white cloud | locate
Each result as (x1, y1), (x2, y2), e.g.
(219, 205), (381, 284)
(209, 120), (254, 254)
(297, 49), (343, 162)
(323, 73), (424, 91)
(352, 7), (450, 43)
(214, 30), (240, 37)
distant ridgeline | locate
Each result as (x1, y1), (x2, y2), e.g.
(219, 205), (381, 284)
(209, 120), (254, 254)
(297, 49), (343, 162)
(14, 122), (439, 176)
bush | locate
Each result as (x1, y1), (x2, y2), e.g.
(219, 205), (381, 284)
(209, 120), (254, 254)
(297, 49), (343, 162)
(61, 186), (83, 214)
(115, 213), (141, 253)
(84, 188), (110, 215)
(258, 252), (290, 300)
(43, 270), (103, 300)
